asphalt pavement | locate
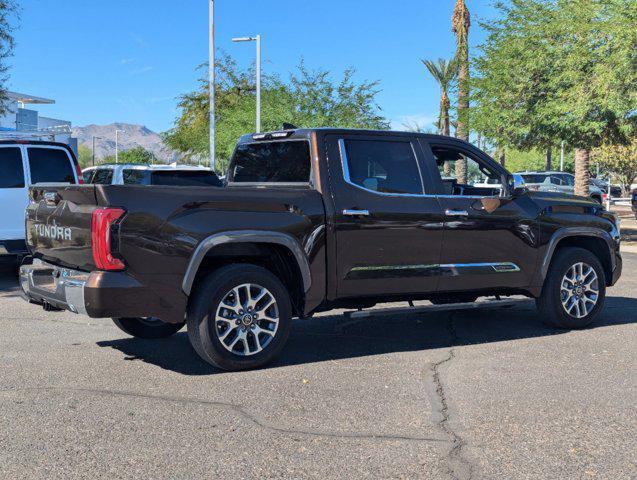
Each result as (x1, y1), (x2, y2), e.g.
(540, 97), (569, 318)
(0, 254), (635, 479)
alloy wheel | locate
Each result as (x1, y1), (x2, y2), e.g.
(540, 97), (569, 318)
(560, 262), (599, 319)
(214, 283), (279, 356)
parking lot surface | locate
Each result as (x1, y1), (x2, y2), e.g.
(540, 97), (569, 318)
(0, 255), (635, 479)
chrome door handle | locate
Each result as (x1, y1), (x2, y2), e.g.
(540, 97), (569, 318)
(343, 209), (370, 217)
(445, 209), (468, 217)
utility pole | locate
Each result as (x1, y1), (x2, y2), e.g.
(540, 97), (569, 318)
(209, 0), (216, 171)
(115, 129), (124, 164)
(232, 34), (262, 133)
(91, 136), (101, 166)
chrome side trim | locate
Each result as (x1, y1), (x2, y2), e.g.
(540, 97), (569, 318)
(182, 230), (312, 295)
(347, 262), (521, 279)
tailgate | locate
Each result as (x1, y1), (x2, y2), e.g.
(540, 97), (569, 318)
(26, 185), (99, 271)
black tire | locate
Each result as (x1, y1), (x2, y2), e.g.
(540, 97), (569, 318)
(112, 317), (185, 339)
(536, 247), (606, 329)
(187, 264), (293, 371)
(431, 294), (478, 305)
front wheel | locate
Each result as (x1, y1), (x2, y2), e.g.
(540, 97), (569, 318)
(537, 247), (606, 329)
(112, 317), (185, 339)
(187, 264), (293, 371)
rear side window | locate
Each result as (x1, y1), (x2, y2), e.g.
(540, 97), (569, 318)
(231, 141), (311, 183)
(123, 169), (150, 185)
(150, 171), (222, 186)
(0, 148), (25, 188)
(342, 139), (423, 195)
(91, 169), (114, 185)
(27, 148), (75, 184)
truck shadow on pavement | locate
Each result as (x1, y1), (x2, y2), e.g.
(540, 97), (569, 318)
(96, 296), (637, 375)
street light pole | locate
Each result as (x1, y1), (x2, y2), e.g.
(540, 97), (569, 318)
(560, 141), (565, 172)
(115, 129), (124, 164)
(209, 0), (216, 171)
(232, 35), (262, 133)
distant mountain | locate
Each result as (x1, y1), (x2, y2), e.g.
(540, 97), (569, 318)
(72, 123), (179, 163)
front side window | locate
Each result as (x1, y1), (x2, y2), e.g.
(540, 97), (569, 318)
(341, 139), (423, 195)
(0, 148), (25, 188)
(91, 169), (114, 185)
(27, 148), (75, 184)
(431, 146), (501, 196)
(231, 141), (311, 183)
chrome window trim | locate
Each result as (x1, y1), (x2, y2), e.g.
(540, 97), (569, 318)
(338, 138), (427, 197)
(338, 138), (501, 200)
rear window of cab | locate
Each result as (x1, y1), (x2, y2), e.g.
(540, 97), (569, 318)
(229, 140), (311, 183)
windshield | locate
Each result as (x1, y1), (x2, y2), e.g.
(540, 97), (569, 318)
(521, 174), (549, 184)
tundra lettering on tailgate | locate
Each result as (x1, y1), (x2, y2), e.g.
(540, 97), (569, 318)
(34, 223), (72, 241)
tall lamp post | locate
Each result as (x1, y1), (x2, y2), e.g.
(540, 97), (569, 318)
(209, 0), (216, 171)
(115, 129), (125, 164)
(92, 136), (102, 166)
(232, 35), (262, 133)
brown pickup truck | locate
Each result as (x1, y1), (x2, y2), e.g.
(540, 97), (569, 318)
(20, 128), (622, 370)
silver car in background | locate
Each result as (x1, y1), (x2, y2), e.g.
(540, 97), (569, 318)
(517, 171), (604, 204)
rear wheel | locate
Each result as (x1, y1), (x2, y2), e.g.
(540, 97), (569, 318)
(112, 317), (185, 339)
(537, 247), (606, 329)
(187, 264), (292, 371)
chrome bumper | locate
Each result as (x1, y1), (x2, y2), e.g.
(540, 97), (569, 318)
(20, 261), (89, 315)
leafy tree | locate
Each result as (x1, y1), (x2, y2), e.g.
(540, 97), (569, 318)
(0, 1), (17, 115)
(593, 140), (637, 196)
(452, 0), (471, 184)
(77, 144), (93, 169)
(472, 0), (637, 195)
(164, 54), (390, 174)
(102, 146), (157, 165)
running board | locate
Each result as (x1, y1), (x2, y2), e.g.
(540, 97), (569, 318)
(344, 299), (534, 319)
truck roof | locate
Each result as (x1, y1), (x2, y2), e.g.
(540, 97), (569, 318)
(238, 128), (469, 143)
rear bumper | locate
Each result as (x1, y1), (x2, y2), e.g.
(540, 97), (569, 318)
(20, 260), (187, 323)
(20, 261), (88, 314)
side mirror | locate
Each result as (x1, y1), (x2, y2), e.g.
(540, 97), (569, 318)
(503, 173), (526, 196)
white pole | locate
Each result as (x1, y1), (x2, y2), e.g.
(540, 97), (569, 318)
(607, 173), (612, 210)
(115, 130), (119, 164)
(560, 141), (565, 172)
(256, 34), (261, 133)
(209, 0), (216, 171)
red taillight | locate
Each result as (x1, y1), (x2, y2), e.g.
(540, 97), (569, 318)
(74, 162), (84, 184)
(91, 208), (125, 271)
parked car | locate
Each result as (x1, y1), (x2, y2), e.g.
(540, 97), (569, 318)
(517, 171), (604, 204)
(632, 189), (637, 219)
(589, 177), (622, 198)
(82, 164), (222, 187)
(20, 129), (622, 370)
(0, 140), (81, 264)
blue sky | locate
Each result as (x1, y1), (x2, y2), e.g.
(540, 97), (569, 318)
(10, 0), (498, 133)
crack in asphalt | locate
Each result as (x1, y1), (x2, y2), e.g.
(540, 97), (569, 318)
(0, 386), (449, 446)
(426, 313), (475, 480)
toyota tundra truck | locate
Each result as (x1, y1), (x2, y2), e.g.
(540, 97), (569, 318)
(20, 129), (622, 371)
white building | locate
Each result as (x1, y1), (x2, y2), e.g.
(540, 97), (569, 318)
(0, 91), (77, 154)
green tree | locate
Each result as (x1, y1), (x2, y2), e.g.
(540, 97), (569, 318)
(472, 0), (637, 195)
(421, 58), (457, 137)
(77, 144), (93, 169)
(593, 140), (637, 196)
(164, 54), (389, 174)
(102, 146), (157, 165)
(452, 0), (471, 184)
(0, 1), (17, 115)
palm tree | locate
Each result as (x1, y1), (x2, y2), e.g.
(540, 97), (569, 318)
(574, 148), (590, 197)
(422, 58), (457, 175)
(421, 58), (457, 137)
(452, 0), (471, 184)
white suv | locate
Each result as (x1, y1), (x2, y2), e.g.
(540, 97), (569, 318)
(82, 164), (222, 187)
(0, 140), (81, 262)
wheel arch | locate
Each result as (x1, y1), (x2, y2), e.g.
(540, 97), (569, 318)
(540, 228), (615, 286)
(182, 231), (311, 315)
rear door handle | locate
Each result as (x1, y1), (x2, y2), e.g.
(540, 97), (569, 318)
(445, 209), (468, 217)
(343, 209), (370, 217)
